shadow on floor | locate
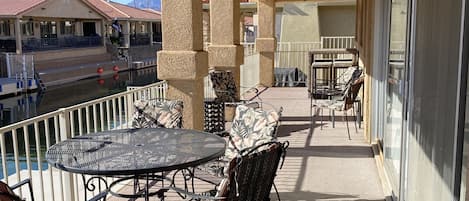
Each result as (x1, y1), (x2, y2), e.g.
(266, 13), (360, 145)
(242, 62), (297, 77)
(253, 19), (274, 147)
(270, 191), (360, 201)
(277, 123), (321, 137)
(280, 116), (314, 122)
(287, 145), (374, 158)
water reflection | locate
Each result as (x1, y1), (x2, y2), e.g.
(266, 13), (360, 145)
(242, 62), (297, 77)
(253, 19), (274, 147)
(0, 67), (158, 127)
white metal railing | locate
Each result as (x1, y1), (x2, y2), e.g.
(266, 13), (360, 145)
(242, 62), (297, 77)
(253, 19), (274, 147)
(274, 36), (355, 86)
(240, 54), (260, 94)
(0, 81), (167, 201)
(275, 42), (322, 75)
(242, 42), (256, 56)
(320, 36), (355, 49)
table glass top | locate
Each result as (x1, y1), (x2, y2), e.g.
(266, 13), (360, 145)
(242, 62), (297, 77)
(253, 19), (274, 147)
(46, 128), (226, 175)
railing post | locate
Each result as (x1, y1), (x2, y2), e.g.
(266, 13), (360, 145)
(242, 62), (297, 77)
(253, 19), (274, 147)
(320, 36), (324, 49)
(126, 93), (134, 127)
(58, 108), (76, 201)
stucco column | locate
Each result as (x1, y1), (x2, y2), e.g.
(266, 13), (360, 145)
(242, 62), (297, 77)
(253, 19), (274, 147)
(157, 0), (208, 130)
(101, 20), (107, 48)
(208, 0), (244, 94)
(149, 22), (154, 45)
(15, 19), (22, 54)
(123, 21), (130, 47)
(256, 0), (276, 87)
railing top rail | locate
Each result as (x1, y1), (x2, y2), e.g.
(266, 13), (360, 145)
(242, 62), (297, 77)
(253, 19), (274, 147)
(0, 80), (167, 134)
(277, 42), (322, 44)
(321, 36), (355, 38)
(0, 110), (63, 134)
(309, 48), (358, 54)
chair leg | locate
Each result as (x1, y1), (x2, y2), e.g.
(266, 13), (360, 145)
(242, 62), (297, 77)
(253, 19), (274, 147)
(355, 101), (362, 129)
(273, 182), (281, 201)
(352, 105), (358, 133)
(320, 108), (323, 130)
(332, 110), (335, 128)
(345, 110), (351, 140)
(310, 98), (315, 128)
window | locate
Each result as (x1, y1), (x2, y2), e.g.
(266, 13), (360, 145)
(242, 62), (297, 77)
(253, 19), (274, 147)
(60, 21), (75, 35)
(21, 21), (34, 36)
(0, 20), (10, 36)
(40, 21), (57, 38)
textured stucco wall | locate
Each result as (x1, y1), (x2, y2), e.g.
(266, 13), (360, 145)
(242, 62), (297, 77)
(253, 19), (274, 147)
(280, 2), (320, 42)
(318, 6), (356, 36)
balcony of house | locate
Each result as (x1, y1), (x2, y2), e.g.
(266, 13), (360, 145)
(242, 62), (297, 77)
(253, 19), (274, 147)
(21, 36), (102, 52)
(130, 33), (151, 47)
(0, 36), (386, 201)
(0, 19), (105, 53)
(0, 1), (388, 201)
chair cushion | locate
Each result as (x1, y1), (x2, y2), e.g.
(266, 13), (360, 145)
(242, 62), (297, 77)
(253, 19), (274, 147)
(132, 99), (183, 129)
(224, 105), (280, 159)
(209, 70), (239, 102)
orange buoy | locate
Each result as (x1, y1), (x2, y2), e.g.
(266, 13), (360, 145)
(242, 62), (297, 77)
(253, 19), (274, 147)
(97, 67), (104, 74)
(113, 74), (119, 80)
(97, 79), (105, 85)
(112, 65), (119, 71)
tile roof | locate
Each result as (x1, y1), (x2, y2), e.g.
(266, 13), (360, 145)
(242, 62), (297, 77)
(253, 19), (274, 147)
(202, 0), (250, 2)
(142, 8), (161, 15)
(0, 0), (45, 17)
(85, 0), (129, 19)
(109, 2), (161, 21)
(0, 0), (160, 21)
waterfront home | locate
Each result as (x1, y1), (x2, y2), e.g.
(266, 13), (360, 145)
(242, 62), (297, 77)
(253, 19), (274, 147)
(2, 0), (469, 201)
(0, 0), (162, 86)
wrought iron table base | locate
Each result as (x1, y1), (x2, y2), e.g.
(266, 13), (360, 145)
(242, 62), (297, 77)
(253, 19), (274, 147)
(82, 174), (169, 201)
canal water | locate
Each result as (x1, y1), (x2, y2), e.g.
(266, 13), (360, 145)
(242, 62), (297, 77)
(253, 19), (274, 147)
(0, 67), (158, 178)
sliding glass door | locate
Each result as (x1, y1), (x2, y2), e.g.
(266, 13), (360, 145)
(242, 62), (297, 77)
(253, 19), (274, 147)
(383, 0), (410, 199)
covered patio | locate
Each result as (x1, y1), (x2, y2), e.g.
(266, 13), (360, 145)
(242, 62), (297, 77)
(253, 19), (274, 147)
(108, 87), (386, 201)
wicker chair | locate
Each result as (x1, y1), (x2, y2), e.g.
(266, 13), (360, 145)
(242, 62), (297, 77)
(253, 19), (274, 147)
(171, 141), (289, 201)
(198, 102), (283, 177)
(205, 69), (260, 133)
(312, 68), (364, 139)
(132, 98), (183, 129)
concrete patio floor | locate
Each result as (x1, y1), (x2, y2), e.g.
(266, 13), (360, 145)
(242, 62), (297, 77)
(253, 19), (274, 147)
(109, 87), (386, 201)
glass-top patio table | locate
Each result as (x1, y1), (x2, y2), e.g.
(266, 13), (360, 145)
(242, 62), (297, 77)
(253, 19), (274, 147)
(45, 128), (226, 200)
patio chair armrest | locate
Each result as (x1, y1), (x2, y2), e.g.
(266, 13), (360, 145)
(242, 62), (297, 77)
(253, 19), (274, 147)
(87, 190), (108, 201)
(9, 179), (31, 190)
(9, 178), (34, 201)
(169, 167), (226, 200)
(211, 131), (230, 137)
(194, 157), (230, 180)
(169, 186), (226, 200)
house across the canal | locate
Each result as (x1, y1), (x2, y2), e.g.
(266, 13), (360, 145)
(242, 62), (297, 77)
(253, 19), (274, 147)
(0, 0), (162, 92)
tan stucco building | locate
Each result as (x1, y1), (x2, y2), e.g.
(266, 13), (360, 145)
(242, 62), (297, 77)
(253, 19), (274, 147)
(0, 0), (161, 62)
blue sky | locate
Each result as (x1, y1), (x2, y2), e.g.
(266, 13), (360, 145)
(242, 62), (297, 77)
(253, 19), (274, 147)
(113, 0), (133, 4)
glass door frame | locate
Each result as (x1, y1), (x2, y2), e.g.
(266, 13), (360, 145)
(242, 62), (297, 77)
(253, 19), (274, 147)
(382, 0), (415, 199)
(455, 0), (469, 199)
(371, 0), (391, 145)
(398, 0), (416, 199)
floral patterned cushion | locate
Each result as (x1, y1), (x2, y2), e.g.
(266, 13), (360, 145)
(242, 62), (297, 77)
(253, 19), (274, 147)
(209, 70), (239, 102)
(224, 105), (280, 159)
(132, 99), (183, 129)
